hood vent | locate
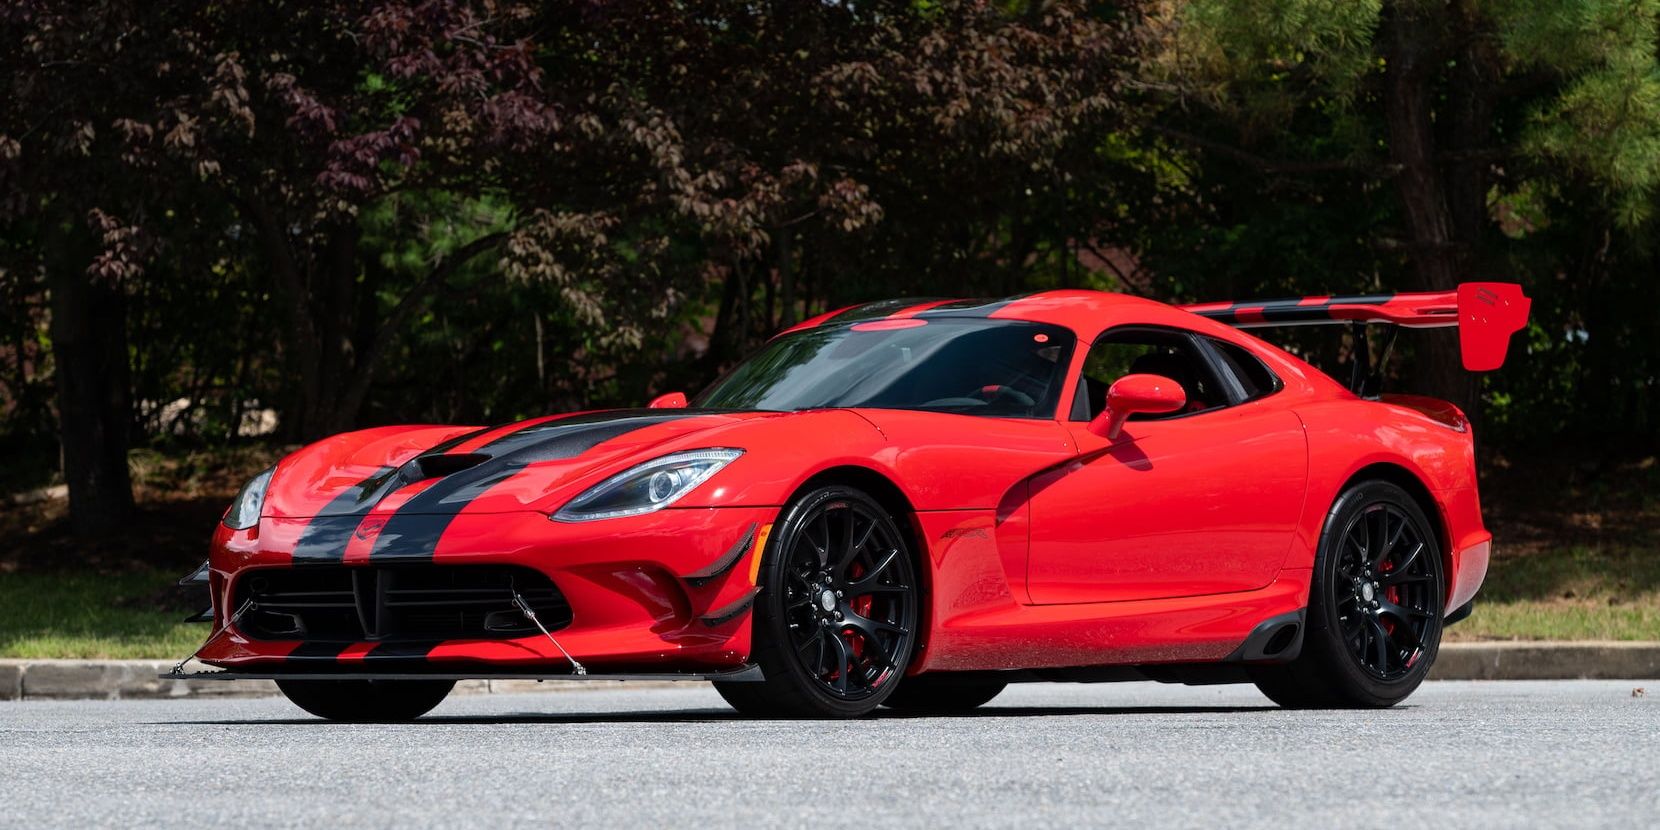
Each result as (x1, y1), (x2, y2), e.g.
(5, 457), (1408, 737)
(410, 452), (491, 481)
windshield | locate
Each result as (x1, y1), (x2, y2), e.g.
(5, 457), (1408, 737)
(695, 318), (1076, 418)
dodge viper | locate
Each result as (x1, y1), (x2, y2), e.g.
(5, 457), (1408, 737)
(172, 283), (1531, 720)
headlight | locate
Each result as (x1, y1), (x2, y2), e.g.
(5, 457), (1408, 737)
(222, 467), (274, 530)
(553, 449), (743, 522)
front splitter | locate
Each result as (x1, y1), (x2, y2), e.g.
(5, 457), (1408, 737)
(159, 664), (765, 683)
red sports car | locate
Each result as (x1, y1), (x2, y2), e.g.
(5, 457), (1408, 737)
(173, 284), (1530, 720)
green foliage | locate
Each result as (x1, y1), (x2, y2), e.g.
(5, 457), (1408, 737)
(0, 570), (203, 660)
(1138, 0), (1660, 442)
(1167, 0), (1383, 119)
(1495, 0), (1660, 225)
(0, 0), (1656, 509)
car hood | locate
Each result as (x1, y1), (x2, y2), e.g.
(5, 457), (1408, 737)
(262, 409), (786, 520)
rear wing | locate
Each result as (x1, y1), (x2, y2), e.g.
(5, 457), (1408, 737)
(1182, 282), (1531, 372)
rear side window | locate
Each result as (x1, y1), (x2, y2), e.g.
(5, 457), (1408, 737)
(1208, 338), (1281, 401)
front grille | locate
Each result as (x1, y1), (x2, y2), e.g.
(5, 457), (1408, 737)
(233, 565), (571, 642)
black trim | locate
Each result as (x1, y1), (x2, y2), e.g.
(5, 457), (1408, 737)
(1444, 599), (1475, 626)
(1203, 336), (1285, 402)
(164, 665), (767, 683)
(699, 588), (760, 628)
(683, 523), (757, 587)
(1224, 609), (1306, 663)
(178, 560), (210, 586)
(900, 664), (1256, 686)
(1189, 332), (1249, 407)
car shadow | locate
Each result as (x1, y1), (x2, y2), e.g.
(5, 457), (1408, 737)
(159, 703), (1283, 727)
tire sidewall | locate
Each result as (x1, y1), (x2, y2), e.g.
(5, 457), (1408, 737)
(1308, 481), (1445, 705)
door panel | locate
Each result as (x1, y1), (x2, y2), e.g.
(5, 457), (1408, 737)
(1026, 403), (1308, 604)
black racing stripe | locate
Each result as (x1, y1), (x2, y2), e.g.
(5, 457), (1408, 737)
(287, 642), (351, 662)
(287, 426), (496, 564)
(286, 419), (581, 565)
(825, 298), (946, 325)
(290, 467), (398, 563)
(1200, 293), (1398, 325)
(368, 412), (709, 563)
(424, 425), (497, 455)
(474, 409), (668, 454)
(1258, 304), (1333, 323)
(913, 293), (1034, 318)
(360, 640), (445, 661)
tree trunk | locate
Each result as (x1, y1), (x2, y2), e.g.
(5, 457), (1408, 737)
(47, 262), (134, 536)
(1383, 6), (1475, 416)
(777, 226), (797, 329)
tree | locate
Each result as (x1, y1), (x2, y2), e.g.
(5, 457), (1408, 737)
(1, 1), (181, 533)
(495, 0), (1148, 384)
(1137, 0), (1660, 416)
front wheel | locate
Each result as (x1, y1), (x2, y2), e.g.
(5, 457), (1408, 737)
(1251, 480), (1445, 708)
(715, 485), (920, 718)
(276, 678), (455, 722)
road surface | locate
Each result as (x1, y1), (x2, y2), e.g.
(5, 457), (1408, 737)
(1, 680), (1654, 827)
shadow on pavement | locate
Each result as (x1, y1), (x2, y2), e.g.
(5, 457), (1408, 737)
(159, 703), (1282, 726)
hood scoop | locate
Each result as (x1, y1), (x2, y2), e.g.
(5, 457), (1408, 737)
(411, 452), (492, 480)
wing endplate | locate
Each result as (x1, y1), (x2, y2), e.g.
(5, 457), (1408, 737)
(1456, 282), (1531, 371)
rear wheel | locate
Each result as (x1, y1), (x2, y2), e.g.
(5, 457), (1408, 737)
(881, 675), (1006, 712)
(715, 485), (919, 718)
(276, 678), (455, 722)
(1251, 480), (1444, 708)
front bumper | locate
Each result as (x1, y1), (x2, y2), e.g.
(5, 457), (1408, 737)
(196, 506), (776, 674)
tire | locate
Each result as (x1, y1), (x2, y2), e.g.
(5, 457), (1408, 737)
(276, 678), (455, 722)
(880, 675), (1006, 713)
(1251, 480), (1445, 708)
(715, 485), (920, 718)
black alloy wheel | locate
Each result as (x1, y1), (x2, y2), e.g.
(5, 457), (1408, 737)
(1334, 502), (1438, 681)
(715, 485), (919, 717)
(1251, 480), (1445, 708)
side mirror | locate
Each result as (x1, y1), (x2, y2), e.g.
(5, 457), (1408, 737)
(648, 391), (689, 409)
(1087, 374), (1186, 440)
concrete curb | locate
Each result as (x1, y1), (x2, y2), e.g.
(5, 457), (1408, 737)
(2, 643), (1655, 701)
(0, 660), (686, 702)
(1431, 641), (1660, 681)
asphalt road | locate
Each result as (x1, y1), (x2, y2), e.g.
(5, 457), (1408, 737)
(1, 680), (1654, 828)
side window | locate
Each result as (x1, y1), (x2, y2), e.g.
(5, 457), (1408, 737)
(1208, 338), (1281, 402)
(1071, 329), (1230, 421)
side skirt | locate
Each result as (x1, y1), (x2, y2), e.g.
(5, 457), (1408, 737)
(903, 664), (1258, 687)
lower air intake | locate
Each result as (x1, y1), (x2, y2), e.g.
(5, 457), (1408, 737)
(233, 564), (571, 643)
